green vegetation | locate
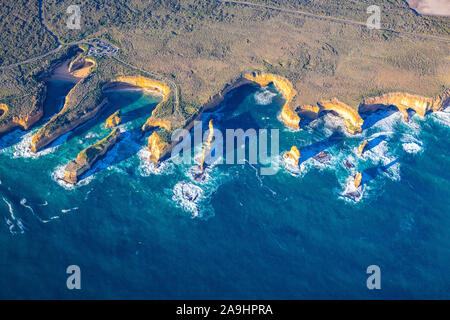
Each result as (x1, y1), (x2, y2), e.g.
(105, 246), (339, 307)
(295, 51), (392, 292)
(0, 0), (58, 66)
(1, 0), (449, 148)
(0, 46), (79, 130)
(78, 128), (120, 162)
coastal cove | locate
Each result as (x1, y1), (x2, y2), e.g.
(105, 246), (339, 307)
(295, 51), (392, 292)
(1, 81), (450, 298)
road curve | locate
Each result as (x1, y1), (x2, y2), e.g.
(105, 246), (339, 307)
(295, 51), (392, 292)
(218, 0), (450, 44)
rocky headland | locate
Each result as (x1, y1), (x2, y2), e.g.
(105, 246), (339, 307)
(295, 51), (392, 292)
(63, 128), (121, 184)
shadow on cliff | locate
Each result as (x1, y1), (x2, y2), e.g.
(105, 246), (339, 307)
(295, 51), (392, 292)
(298, 132), (345, 164)
(37, 91), (159, 153)
(365, 134), (388, 152)
(360, 106), (399, 131)
(77, 126), (148, 181)
(0, 80), (76, 151)
(361, 159), (399, 185)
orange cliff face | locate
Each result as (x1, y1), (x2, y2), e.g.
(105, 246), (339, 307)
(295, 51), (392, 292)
(361, 92), (434, 121)
(431, 88), (450, 112)
(244, 72), (300, 130)
(0, 88), (46, 134)
(284, 146), (301, 166)
(108, 76), (174, 133)
(105, 110), (122, 129)
(318, 98), (364, 135)
(360, 88), (450, 121)
(200, 119), (215, 172)
(148, 131), (170, 163)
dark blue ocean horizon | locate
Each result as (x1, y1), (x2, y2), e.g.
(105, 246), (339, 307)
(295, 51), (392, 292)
(0, 80), (449, 299)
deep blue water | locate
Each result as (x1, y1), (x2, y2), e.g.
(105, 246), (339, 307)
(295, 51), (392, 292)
(0, 80), (449, 299)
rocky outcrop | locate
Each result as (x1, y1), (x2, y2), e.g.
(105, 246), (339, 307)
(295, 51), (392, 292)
(142, 118), (171, 132)
(0, 86), (46, 134)
(200, 119), (215, 172)
(360, 88), (449, 121)
(354, 172), (362, 188)
(148, 131), (170, 163)
(106, 76), (171, 133)
(284, 145), (300, 166)
(244, 72), (300, 130)
(64, 128), (120, 184)
(105, 110), (122, 128)
(358, 140), (368, 155)
(31, 97), (107, 153)
(431, 88), (450, 112)
(318, 98), (364, 134)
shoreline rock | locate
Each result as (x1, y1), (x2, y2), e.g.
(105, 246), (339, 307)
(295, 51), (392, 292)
(105, 110), (122, 129)
(63, 128), (120, 184)
(284, 146), (301, 166)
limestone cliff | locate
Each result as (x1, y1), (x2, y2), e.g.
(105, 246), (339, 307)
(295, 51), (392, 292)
(318, 98), (364, 135)
(361, 92), (434, 121)
(360, 88), (450, 121)
(244, 72), (300, 130)
(64, 128), (121, 184)
(105, 110), (122, 129)
(0, 86), (46, 134)
(148, 131), (170, 163)
(284, 146), (301, 166)
(431, 88), (450, 112)
(200, 120), (215, 172)
(108, 76), (171, 133)
(31, 90), (107, 153)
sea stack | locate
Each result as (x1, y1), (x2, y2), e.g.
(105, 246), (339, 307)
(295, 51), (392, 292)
(284, 146), (301, 166)
(64, 128), (120, 184)
(358, 140), (368, 155)
(105, 110), (122, 128)
(354, 172), (362, 188)
(200, 119), (215, 172)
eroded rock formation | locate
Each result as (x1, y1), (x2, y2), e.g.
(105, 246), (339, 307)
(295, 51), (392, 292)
(200, 119), (215, 172)
(148, 131), (170, 163)
(105, 110), (122, 128)
(318, 98), (364, 134)
(284, 145), (301, 166)
(244, 72), (300, 130)
(360, 88), (450, 121)
(64, 128), (120, 184)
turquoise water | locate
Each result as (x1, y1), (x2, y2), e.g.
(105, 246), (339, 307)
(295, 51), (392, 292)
(0, 80), (449, 299)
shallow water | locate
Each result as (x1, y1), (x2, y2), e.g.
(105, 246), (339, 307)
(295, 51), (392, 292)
(0, 81), (449, 299)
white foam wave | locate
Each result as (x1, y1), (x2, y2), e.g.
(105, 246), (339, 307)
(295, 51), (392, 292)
(172, 181), (204, 218)
(12, 130), (63, 159)
(254, 89), (277, 105)
(402, 142), (422, 154)
(2, 196), (25, 234)
(137, 146), (174, 176)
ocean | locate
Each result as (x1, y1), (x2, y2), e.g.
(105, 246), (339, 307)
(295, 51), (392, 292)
(0, 79), (449, 299)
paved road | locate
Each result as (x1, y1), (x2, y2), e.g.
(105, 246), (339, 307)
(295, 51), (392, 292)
(219, 0), (450, 44)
